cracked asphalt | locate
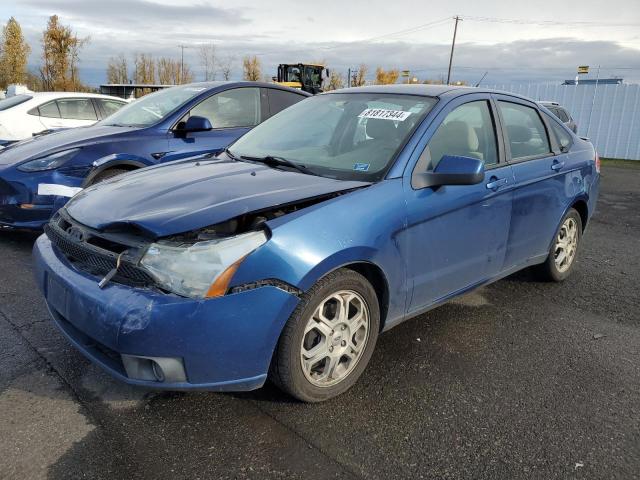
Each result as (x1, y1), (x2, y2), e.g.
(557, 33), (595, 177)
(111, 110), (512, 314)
(0, 165), (638, 480)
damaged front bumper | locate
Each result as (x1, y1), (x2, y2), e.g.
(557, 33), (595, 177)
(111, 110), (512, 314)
(0, 165), (82, 230)
(33, 234), (300, 391)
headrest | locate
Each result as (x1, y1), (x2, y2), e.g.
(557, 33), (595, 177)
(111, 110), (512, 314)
(507, 124), (532, 143)
(438, 121), (479, 151)
(366, 119), (398, 140)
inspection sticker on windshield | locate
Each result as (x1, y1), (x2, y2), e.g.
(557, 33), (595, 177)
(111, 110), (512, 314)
(358, 108), (411, 121)
(353, 163), (370, 172)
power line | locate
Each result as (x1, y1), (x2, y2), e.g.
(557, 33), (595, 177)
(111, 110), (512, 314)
(251, 17), (452, 57)
(461, 15), (640, 28)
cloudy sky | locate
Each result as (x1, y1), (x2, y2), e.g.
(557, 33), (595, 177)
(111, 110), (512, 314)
(3, 0), (640, 86)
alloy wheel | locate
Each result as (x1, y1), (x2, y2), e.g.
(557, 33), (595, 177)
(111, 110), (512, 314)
(300, 290), (370, 387)
(554, 216), (579, 273)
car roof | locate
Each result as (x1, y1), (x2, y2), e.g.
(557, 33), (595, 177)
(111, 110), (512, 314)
(324, 84), (535, 101)
(177, 81), (312, 96)
(29, 92), (127, 101)
(327, 84), (473, 96)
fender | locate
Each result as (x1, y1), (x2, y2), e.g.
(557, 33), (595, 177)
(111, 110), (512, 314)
(297, 246), (383, 291)
(82, 153), (149, 187)
(545, 192), (590, 252)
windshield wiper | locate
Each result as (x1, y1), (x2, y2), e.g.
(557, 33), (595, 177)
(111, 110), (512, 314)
(239, 154), (313, 175)
(224, 148), (240, 161)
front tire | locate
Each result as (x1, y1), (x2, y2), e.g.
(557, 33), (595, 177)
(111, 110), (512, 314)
(535, 208), (582, 282)
(270, 269), (380, 402)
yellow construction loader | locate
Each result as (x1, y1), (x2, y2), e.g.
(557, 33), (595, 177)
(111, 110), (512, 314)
(275, 63), (329, 94)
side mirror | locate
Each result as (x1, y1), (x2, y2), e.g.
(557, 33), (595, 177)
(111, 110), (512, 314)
(181, 115), (213, 133)
(412, 155), (485, 189)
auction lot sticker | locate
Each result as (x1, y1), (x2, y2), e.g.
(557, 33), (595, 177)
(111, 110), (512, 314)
(358, 108), (412, 121)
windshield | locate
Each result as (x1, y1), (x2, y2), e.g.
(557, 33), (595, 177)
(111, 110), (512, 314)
(99, 85), (207, 127)
(0, 94), (33, 111)
(229, 92), (437, 181)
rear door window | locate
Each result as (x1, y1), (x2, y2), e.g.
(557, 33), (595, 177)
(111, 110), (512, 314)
(56, 98), (98, 120)
(189, 87), (261, 128)
(498, 101), (551, 160)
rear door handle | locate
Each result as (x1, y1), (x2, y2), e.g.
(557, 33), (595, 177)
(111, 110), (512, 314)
(486, 177), (508, 191)
(551, 160), (565, 171)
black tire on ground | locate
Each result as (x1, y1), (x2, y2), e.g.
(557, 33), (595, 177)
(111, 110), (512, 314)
(535, 207), (583, 282)
(270, 268), (380, 402)
(89, 168), (130, 185)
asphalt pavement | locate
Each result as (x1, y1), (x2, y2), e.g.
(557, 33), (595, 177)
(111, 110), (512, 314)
(0, 165), (638, 480)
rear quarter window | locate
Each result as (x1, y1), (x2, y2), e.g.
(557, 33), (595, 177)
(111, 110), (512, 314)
(556, 108), (571, 123)
(36, 101), (61, 118)
(57, 98), (98, 121)
(98, 99), (127, 118)
(543, 112), (573, 151)
(265, 88), (306, 119)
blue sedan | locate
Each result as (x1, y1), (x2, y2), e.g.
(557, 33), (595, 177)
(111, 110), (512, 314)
(0, 82), (309, 230)
(33, 85), (600, 402)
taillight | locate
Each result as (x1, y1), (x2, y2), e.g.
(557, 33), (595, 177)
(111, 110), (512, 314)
(595, 152), (601, 173)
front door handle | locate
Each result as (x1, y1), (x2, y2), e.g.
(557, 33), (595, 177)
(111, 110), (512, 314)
(551, 160), (565, 171)
(486, 177), (508, 191)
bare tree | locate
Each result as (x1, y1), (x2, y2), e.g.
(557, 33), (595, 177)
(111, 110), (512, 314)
(351, 64), (368, 87)
(198, 42), (216, 81)
(324, 70), (345, 91)
(218, 55), (234, 80)
(132, 53), (156, 96)
(242, 55), (261, 81)
(106, 54), (128, 84)
(134, 53), (155, 84)
(157, 57), (179, 84)
(180, 64), (194, 84)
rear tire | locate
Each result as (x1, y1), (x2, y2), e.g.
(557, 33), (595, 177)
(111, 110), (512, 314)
(89, 168), (130, 185)
(270, 269), (380, 402)
(535, 208), (582, 282)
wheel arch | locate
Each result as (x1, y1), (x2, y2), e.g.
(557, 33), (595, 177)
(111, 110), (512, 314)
(545, 194), (590, 252)
(82, 155), (148, 187)
(570, 198), (589, 231)
(313, 260), (391, 332)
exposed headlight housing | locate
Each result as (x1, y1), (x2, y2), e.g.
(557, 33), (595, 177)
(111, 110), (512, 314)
(141, 231), (267, 298)
(17, 148), (80, 172)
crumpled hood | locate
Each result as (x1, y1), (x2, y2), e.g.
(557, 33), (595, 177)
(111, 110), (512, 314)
(0, 125), (139, 166)
(66, 158), (370, 238)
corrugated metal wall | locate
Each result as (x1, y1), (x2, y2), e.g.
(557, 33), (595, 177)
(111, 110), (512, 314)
(486, 83), (640, 160)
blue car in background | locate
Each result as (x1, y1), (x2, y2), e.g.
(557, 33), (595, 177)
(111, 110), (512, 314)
(33, 85), (600, 402)
(0, 81), (309, 230)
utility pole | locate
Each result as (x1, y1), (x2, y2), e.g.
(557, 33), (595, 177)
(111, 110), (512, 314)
(178, 45), (187, 83)
(348, 68), (351, 88)
(446, 16), (461, 85)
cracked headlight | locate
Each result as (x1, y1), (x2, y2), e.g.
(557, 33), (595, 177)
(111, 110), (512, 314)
(17, 148), (81, 172)
(141, 231), (267, 298)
